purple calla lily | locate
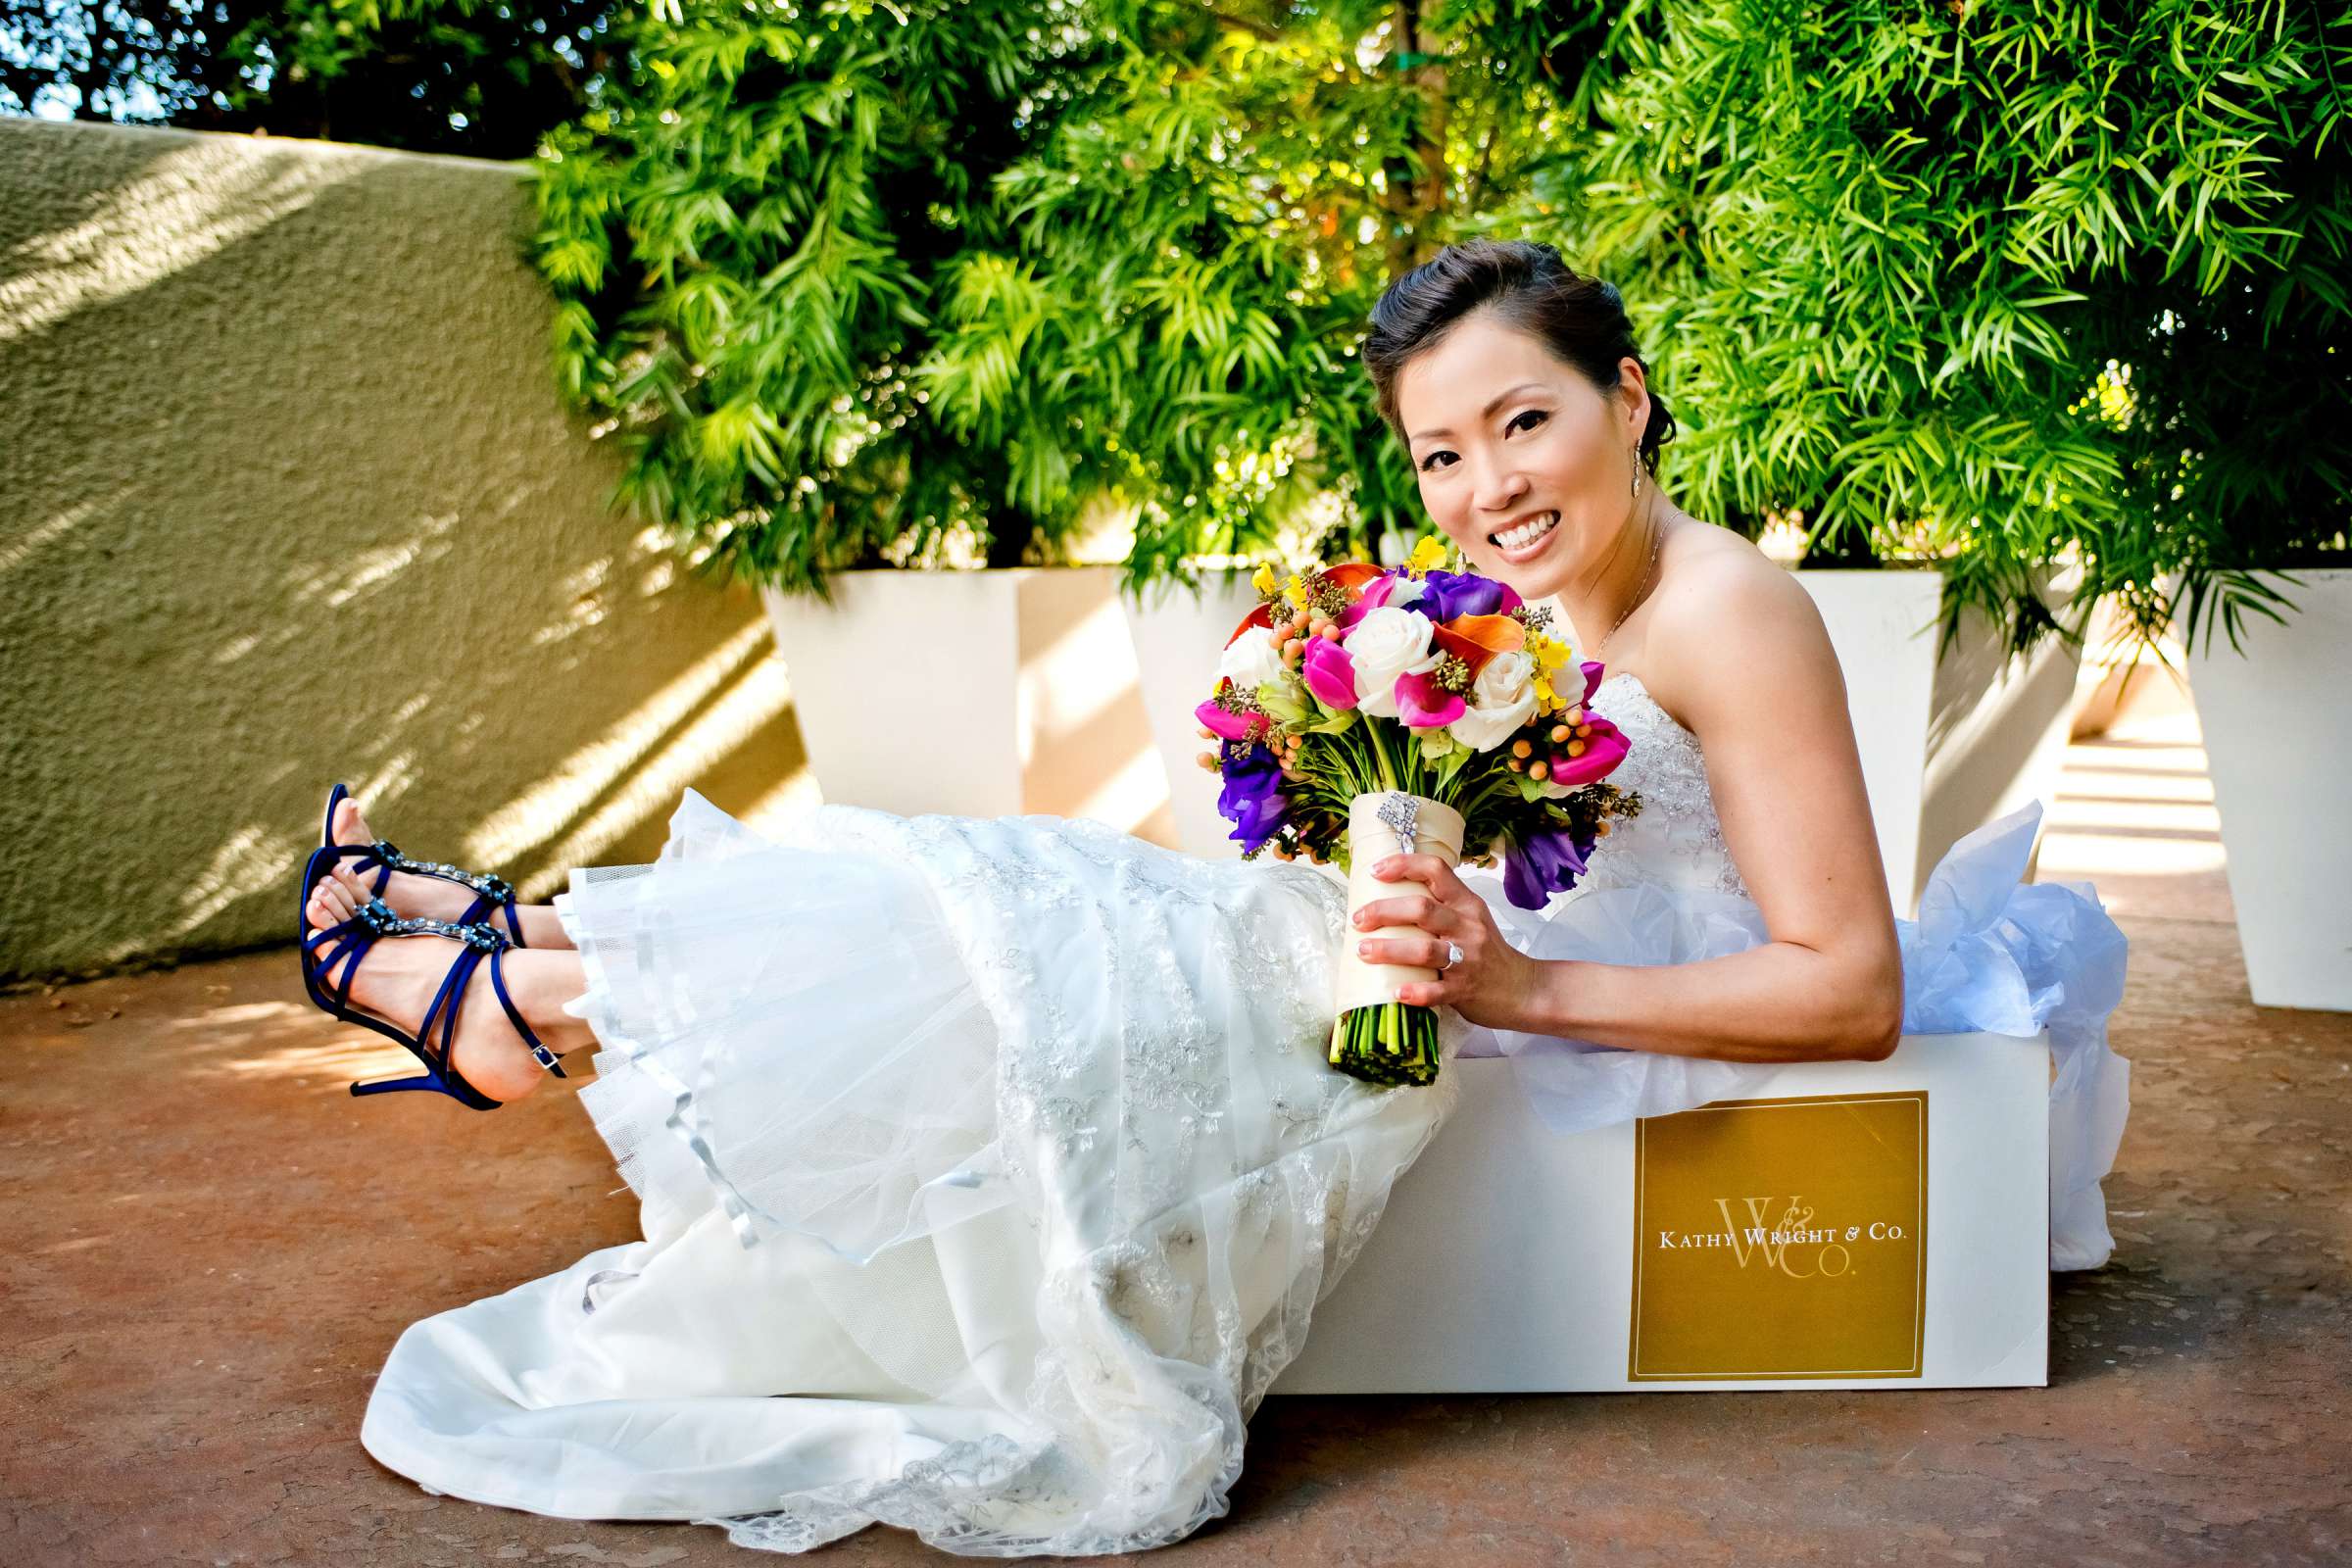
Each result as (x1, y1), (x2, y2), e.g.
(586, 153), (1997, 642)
(1503, 824), (1595, 909)
(1215, 744), (1289, 853)
(1418, 569), (1523, 622)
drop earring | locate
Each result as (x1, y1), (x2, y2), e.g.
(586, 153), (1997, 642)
(1630, 443), (1645, 501)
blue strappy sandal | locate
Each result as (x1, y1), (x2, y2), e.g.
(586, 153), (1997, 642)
(297, 846), (567, 1109)
(318, 782), (526, 946)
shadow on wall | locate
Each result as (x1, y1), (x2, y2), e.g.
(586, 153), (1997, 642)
(0, 120), (810, 984)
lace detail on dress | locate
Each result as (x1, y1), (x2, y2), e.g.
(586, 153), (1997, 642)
(1577, 673), (1750, 900)
(544, 794), (1455, 1556)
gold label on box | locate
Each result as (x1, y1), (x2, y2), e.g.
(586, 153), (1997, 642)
(1630, 1091), (1927, 1381)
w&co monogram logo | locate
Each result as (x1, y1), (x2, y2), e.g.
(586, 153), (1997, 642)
(1631, 1094), (1928, 1381)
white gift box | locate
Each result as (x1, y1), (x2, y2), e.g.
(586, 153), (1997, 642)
(1274, 1031), (2050, 1394)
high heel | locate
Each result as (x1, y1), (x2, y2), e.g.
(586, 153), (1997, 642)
(296, 847), (567, 1111)
(318, 783), (526, 946)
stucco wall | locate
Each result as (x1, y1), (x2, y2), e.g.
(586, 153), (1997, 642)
(0, 119), (809, 983)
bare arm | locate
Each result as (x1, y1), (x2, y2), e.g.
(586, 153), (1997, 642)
(1356, 553), (1905, 1064)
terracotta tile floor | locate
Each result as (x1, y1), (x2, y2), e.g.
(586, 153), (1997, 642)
(6, 697), (2348, 1566)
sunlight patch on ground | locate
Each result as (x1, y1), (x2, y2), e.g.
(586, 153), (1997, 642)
(213, 1033), (417, 1082)
(2039, 712), (2230, 883)
(165, 1001), (307, 1030)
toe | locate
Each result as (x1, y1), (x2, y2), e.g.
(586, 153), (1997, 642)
(332, 796), (376, 849)
(330, 861), (372, 901)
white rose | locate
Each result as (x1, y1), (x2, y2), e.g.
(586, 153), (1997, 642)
(1347, 607), (1439, 717)
(1216, 625), (1284, 693)
(1448, 650), (1538, 751)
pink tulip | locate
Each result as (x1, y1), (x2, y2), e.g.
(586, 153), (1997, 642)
(1395, 670), (1466, 728)
(1196, 697), (1267, 743)
(1301, 637), (1358, 710)
(1335, 570), (1400, 632)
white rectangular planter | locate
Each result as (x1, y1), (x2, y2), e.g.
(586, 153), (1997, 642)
(1121, 572), (1267, 858)
(1799, 570), (2083, 914)
(2187, 566), (2352, 1010)
(761, 568), (1175, 841)
(1273, 1031), (2050, 1395)
(1795, 570), (1943, 912)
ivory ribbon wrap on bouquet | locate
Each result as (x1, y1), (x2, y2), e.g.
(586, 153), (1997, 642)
(1330, 792), (1467, 1016)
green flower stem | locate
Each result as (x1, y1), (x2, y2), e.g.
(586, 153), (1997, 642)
(1330, 1002), (1442, 1088)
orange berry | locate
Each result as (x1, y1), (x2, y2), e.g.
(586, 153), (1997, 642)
(1507, 758), (1525, 773)
(1196, 751), (1219, 771)
(1549, 724), (1571, 744)
(1567, 739), (1587, 758)
(1511, 739), (1534, 760)
(1318, 624), (1341, 641)
(1529, 760), (1549, 782)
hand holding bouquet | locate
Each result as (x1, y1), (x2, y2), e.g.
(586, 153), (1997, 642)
(1198, 540), (1642, 1088)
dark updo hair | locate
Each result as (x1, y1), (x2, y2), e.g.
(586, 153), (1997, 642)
(1364, 239), (1676, 472)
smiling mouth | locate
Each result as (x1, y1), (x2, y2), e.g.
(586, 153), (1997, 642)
(1491, 512), (1560, 552)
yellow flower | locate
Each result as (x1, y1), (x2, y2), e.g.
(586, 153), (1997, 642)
(1284, 573), (1311, 609)
(1405, 534), (1448, 577)
(1529, 632), (1574, 673)
(1250, 563), (1280, 596)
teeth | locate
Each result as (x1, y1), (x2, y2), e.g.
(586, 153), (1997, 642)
(1494, 512), (1559, 551)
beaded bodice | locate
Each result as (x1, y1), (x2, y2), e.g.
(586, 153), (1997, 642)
(1575, 673), (1750, 900)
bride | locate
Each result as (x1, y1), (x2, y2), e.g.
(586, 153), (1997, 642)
(299, 239), (2128, 1556)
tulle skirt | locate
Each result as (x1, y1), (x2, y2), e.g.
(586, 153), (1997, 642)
(358, 794), (2128, 1555)
(363, 795), (1460, 1555)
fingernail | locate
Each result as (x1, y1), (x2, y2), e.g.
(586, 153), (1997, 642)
(1357, 942), (1372, 957)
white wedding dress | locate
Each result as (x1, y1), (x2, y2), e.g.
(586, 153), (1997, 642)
(359, 674), (2130, 1555)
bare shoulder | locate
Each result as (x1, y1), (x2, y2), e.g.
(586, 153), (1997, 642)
(1640, 523), (1842, 731)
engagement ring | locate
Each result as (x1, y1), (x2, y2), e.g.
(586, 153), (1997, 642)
(1442, 941), (1464, 973)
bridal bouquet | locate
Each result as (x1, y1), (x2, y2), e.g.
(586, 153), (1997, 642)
(1197, 539), (1642, 1088)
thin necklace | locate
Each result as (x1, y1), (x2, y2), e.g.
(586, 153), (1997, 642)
(1597, 508), (1667, 656)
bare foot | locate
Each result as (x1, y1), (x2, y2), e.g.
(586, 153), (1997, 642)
(323, 795), (516, 936)
(305, 871), (569, 1103)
